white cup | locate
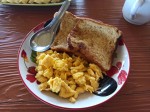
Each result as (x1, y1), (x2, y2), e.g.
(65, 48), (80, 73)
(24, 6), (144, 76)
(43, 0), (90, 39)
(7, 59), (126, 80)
(122, 0), (150, 25)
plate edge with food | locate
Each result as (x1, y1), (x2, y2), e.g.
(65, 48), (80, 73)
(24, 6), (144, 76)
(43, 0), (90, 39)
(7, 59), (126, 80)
(0, 0), (65, 6)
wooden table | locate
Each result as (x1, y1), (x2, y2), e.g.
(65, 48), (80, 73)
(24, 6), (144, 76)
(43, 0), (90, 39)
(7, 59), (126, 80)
(0, 0), (150, 112)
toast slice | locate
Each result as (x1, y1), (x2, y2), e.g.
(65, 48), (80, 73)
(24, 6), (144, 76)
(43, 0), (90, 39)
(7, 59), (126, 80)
(67, 19), (122, 71)
(51, 11), (122, 71)
(51, 11), (78, 52)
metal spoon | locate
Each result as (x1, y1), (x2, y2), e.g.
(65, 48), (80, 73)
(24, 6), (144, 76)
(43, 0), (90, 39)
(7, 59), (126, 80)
(93, 74), (117, 96)
(30, 0), (71, 52)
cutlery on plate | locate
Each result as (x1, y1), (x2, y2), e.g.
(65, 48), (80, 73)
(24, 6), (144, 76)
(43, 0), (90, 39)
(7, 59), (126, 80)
(30, 0), (71, 52)
(93, 74), (117, 96)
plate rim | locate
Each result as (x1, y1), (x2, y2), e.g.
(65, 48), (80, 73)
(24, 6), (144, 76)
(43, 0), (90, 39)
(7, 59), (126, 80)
(0, 1), (64, 6)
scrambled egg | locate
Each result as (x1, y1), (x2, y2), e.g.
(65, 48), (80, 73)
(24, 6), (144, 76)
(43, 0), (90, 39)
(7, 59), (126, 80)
(35, 50), (103, 103)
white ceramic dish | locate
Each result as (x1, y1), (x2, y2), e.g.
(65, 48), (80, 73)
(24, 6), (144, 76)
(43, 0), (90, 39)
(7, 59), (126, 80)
(18, 20), (130, 109)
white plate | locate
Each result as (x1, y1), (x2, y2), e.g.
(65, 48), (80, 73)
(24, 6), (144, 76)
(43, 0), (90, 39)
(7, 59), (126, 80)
(18, 20), (130, 109)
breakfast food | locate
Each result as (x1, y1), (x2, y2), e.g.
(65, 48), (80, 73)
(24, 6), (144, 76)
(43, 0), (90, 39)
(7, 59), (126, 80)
(0, 0), (62, 4)
(51, 11), (122, 71)
(35, 50), (103, 103)
(35, 11), (122, 103)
